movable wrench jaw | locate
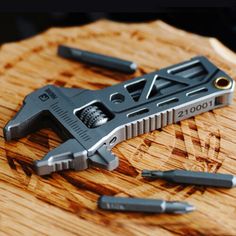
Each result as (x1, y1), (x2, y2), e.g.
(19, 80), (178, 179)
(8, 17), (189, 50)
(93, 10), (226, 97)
(34, 139), (89, 175)
(88, 145), (119, 171)
(34, 141), (119, 176)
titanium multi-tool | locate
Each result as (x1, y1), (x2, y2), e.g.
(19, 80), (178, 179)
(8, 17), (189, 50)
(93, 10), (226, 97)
(4, 56), (234, 175)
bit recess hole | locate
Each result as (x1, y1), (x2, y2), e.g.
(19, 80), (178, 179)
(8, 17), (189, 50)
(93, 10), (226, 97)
(110, 93), (125, 104)
(214, 77), (232, 90)
(215, 95), (227, 106)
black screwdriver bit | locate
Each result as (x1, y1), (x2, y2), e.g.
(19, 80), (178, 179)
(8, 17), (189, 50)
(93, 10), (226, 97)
(98, 195), (195, 214)
(58, 45), (137, 74)
(142, 169), (236, 188)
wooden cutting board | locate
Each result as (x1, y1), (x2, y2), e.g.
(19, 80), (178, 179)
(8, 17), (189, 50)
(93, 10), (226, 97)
(1, 20), (236, 236)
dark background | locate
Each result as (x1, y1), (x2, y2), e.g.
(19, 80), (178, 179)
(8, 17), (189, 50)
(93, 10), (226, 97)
(0, 10), (236, 52)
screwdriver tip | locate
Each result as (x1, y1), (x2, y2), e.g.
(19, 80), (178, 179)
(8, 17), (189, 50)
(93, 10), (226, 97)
(232, 176), (236, 187)
(130, 62), (138, 72)
(141, 170), (164, 178)
(165, 201), (196, 214)
(141, 170), (152, 177)
(185, 204), (196, 213)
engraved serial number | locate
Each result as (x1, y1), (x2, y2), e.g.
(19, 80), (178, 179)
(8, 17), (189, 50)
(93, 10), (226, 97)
(177, 100), (213, 118)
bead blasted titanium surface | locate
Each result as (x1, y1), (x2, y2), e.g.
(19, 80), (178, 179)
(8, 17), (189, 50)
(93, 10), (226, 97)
(4, 56), (235, 175)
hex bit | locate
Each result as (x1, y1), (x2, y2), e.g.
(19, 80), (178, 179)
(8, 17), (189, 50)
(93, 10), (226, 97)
(58, 45), (137, 74)
(142, 169), (236, 188)
(98, 195), (195, 214)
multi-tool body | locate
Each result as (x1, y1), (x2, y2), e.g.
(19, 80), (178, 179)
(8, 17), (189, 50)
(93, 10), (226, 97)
(4, 56), (234, 175)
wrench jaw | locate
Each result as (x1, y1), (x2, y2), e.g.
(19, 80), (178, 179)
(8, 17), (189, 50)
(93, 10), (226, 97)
(3, 85), (58, 142)
(3, 101), (49, 142)
(88, 145), (119, 171)
(3, 85), (119, 176)
(34, 140), (119, 175)
(34, 139), (88, 176)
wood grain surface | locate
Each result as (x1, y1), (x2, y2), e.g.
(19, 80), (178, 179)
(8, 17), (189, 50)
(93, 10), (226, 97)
(1, 20), (236, 236)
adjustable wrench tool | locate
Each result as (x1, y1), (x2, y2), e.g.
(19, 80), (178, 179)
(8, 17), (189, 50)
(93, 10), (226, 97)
(4, 56), (234, 175)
